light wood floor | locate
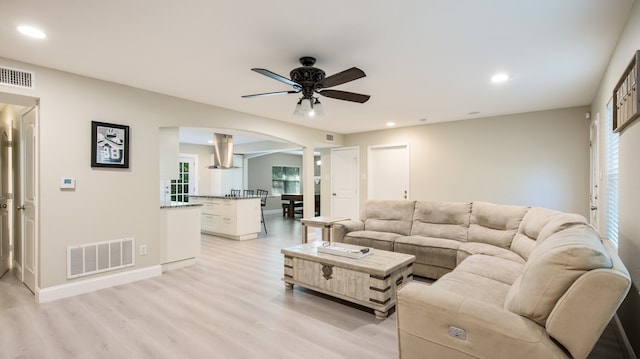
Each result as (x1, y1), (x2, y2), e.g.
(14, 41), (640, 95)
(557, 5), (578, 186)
(0, 214), (629, 358)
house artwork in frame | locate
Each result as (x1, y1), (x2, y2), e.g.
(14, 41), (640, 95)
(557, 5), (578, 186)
(91, 121), (130, 168)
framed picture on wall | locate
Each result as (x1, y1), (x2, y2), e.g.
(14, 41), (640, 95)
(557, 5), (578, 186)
(91, 121), (130, 168)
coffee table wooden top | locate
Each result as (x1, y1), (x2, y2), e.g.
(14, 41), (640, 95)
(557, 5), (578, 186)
(281, 242), (415, 277)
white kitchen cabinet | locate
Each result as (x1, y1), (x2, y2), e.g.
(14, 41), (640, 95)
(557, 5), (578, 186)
(190, 196), (260, 240)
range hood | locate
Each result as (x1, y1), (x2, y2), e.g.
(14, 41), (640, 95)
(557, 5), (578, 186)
(208, 133), (234, 169)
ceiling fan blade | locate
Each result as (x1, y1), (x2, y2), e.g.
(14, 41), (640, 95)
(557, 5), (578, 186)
(315, 67), (366, 89)
(252, 68), (301, 88)
(242, 90), (299, 99)
(318, 89), (370, 103)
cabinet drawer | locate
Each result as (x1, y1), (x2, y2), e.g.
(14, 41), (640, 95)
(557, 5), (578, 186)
(201, 213), (219, 231)
(217, 216), (236, 233)
(201, 201), (221, 214)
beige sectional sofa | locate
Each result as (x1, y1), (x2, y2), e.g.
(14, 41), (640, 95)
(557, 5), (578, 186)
(332, 200), (630, 359)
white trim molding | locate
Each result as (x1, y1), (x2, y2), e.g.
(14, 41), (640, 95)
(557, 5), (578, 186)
(36, 265), (162, 303)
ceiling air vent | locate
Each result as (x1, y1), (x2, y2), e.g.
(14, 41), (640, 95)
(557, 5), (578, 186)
(325, 133), (335, 143)
(0, 66), (34, 89)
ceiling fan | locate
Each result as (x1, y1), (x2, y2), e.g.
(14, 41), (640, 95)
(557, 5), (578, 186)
(242, 56), (370, 116)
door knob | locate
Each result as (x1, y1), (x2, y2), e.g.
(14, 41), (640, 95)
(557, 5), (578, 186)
(16, 205), (25, 210)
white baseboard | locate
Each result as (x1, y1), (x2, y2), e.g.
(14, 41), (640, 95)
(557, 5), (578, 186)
(12, 260), (23, 279)
(161, 258), (197, 272)
(36, 265), (162, 303)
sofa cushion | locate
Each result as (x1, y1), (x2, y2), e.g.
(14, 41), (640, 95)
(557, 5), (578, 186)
(343, 230), (399, 251)
(394, 235), (459, 271)
(511, 207), (562, 260)
(411, 201), (471, 241)
(468, 202), (529, 249)
(433, 270), (511, 308)
(511, 207), (587, 260)
(537, 212), (588, 244)
(504, 224), (612, 326)
(363, 200), (415, 236)
(454, 254), (524, 285)
(457, 242), (526, 265)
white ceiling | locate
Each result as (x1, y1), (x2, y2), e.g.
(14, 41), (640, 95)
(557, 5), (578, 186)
(0, 0), (635, 135)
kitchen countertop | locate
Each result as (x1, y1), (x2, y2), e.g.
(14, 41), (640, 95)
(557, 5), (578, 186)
(160, 202), (203, 209)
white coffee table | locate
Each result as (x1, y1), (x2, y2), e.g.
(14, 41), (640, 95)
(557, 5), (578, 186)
(281, 242), (415, 319)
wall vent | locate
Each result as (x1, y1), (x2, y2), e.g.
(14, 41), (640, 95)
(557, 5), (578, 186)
(0, 66), (34, 89)
(325, 133), (335, 142)
(67, 238), (135, 279)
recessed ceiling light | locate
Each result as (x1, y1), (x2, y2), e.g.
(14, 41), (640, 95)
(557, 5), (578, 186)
(17, 25), (47, 39)
(491, 73), (509, 83)
(386, 122), (396, 127)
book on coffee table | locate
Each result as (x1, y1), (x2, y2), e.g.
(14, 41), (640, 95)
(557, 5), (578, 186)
(317, 244), (373, 259)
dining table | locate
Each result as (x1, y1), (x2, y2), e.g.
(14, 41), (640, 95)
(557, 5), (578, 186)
(281, 194), (320, 218)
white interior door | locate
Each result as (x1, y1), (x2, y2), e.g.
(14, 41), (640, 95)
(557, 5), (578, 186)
(19, 106), (37, 293)
(180, 154), (198, 195)
(589, 116), (599, 227)
(368, 144), (410, 200)
(331, 147), (359, 219)
(0, 120), (10, 277)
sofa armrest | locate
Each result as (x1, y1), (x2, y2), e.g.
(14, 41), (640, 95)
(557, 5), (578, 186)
(396, 283), (569, 359)
(332, 220), (364, 242)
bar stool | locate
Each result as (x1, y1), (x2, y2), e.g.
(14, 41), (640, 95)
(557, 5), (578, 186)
(256, 189), (269, 233)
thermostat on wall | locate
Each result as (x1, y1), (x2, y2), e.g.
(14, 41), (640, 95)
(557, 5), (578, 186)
(60, 177), (76, 189)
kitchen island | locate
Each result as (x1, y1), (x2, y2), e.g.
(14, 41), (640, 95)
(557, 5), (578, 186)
(190, 195), (261, 240)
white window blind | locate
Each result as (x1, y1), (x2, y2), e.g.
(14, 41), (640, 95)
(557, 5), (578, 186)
(606, 100), (619, 245)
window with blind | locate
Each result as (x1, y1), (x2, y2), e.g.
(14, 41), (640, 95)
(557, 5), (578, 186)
(606, 100), (619, 245)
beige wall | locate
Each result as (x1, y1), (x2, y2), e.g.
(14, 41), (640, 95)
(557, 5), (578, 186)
(0, 57), (336, 289)
(345, 106), (591, 216)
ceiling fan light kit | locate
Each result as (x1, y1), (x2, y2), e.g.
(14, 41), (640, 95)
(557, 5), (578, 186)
(294, 98), (313, 116)
(243, 56), (370, 117)
(293, 97), (325, 117)
(312, 98), (325, 116)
